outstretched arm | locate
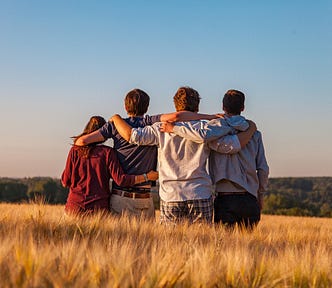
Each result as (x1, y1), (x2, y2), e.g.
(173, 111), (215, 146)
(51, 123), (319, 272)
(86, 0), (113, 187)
(134, 170), (159, 184)
(160, 111), (219, 122)
(110, 114), (133, 141)
(160, 118), (232, 143)
(111, 114), (159, 146)
(108, 148), (159, 186)
(161, 119), (258, 154)
(75, 130), (105, 146)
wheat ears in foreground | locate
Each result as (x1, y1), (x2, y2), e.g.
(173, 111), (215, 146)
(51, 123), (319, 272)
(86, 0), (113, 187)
(0, 203), (331, 287)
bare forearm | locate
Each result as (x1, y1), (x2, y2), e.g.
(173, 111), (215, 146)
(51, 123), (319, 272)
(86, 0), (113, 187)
(134, 170), (158, 184)
(111, 114), (132, 141)
(237, 120), (257, 148)
(75, 130), (104, 146)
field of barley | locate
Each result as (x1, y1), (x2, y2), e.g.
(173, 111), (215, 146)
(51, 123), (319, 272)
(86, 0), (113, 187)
(0, 203), (331, 288)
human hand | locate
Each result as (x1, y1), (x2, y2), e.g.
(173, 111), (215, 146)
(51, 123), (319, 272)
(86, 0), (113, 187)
(74, 137), (85, 146)
(160, 122), (175, 133)
(147, 170), (159, 181)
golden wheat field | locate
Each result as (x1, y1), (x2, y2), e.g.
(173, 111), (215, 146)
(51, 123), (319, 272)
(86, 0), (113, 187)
(0, 203), (331, 288)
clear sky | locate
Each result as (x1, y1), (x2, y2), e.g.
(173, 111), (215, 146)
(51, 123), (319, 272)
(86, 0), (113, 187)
(1, 1), (331, 178)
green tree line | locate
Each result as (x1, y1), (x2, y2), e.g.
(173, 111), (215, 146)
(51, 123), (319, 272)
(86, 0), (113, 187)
(262, 177), (332, 217)
(0, 177), (68, 204)
(0, 177), (331, 217)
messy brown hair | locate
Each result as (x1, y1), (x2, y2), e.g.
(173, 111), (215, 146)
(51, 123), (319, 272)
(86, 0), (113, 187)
(73, 116), (106, 158)
(124, 89), (150, 116)
(173, 86), (200, 112)
(222, 89), (245, 115)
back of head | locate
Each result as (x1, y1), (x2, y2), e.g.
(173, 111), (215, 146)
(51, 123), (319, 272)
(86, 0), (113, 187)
(82, 116), (106, 135)
(173, 86), (200, 112)
(222, 89), (245, 115)
(74, 116), (106, 157)
(125, 89), (150, 116)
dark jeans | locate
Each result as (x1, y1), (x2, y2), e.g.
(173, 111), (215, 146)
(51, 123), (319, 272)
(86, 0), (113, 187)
(214, 192), (260, 230)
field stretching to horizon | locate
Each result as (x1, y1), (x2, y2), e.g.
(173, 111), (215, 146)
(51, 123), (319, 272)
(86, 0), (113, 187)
(0, 203), (331, 288)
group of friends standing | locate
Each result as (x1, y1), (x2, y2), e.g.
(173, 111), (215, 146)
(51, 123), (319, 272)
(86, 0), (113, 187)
(62, 87), (269, 230)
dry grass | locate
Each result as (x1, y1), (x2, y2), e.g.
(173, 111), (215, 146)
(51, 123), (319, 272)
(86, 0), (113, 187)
(0, 203), (331, 287)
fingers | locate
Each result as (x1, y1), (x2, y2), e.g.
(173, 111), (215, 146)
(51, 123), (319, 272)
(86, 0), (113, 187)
(160, 122), (174, 133)
(147, 170), (159, 181)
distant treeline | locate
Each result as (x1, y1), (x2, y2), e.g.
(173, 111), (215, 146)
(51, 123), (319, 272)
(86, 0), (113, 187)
(263, 177), (332, 217)
(0, 177), (331, 217)
(0, 177), (68, 204)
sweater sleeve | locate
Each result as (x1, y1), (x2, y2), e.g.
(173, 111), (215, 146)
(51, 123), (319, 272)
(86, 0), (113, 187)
(107, 148), (136, 187)
(172, 119), (232, 143)
(61, 148), (74, 187)
(130, 124), (160, 146)
(256, 132), (269, 192)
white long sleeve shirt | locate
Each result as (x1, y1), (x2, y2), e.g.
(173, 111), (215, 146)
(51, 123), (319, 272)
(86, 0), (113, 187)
(130, 120), (240, 202)
(172, 116), (269, 198)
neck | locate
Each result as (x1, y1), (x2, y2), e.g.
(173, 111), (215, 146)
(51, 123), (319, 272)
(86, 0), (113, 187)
(128, 114), (143, 117)
(224, 112), (240, 117)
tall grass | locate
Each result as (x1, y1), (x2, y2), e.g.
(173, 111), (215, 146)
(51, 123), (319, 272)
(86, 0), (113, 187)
(0, 202), (331, 287)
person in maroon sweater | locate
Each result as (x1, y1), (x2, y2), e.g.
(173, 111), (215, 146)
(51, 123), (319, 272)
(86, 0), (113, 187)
(61, 116), (158, 215)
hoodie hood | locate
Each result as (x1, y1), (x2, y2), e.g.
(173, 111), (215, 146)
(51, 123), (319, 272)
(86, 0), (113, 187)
(224, 115), (249, 132)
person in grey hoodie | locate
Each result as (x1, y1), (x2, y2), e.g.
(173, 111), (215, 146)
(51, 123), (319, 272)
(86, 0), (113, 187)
(160, 89), (269, 230)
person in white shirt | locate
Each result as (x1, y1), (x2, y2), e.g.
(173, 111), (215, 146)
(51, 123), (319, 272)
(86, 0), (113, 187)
(161, 89), (269, 230)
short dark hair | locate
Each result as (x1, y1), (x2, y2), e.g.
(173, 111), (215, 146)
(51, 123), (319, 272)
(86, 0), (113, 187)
(223, 89), (245, 115)
(125, 89), (150, 116)
(173, 86), (200, 112)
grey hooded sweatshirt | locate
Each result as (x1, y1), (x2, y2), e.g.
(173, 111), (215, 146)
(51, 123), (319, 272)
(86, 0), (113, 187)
(173, 115), (269, 198)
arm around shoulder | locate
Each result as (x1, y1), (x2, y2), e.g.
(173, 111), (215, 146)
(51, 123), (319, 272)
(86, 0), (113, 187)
(75, 130), (105, 146)
(160, 111), (218, 122)
(110, 114), (132, 141)
(236, 120), (257, 148)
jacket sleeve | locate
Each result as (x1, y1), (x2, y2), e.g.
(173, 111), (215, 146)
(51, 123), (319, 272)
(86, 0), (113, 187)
(144, 114), (162, 125)
(256, 132), (269, 192)
(172, 119), (232, 143)
(130, 124), (160, 146)
(108, 149), (136, 187)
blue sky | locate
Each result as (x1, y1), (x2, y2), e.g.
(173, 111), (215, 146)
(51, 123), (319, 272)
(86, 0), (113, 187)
(0, 1), (331, 178)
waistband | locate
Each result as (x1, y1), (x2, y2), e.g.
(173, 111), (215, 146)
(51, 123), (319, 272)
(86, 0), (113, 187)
(113, 186), (151, 193)
(112, 189), (152, 199)
(215, 192), (248, 197)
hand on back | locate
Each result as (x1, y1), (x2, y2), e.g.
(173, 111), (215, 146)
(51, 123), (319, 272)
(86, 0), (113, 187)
(160, 122), (175, 133)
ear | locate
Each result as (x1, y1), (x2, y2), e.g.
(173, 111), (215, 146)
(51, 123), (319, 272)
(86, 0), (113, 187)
(241, 105), (245, 112)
